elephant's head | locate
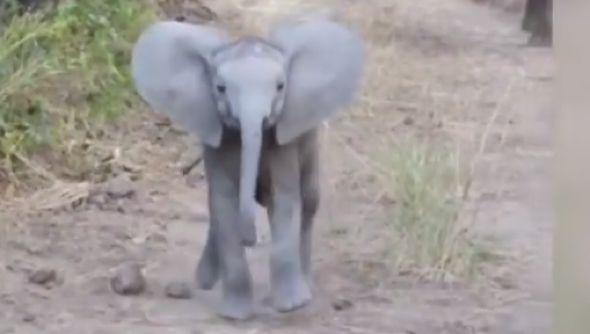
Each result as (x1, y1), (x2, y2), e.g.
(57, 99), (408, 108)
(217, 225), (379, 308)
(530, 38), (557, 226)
(130, 15), (364, 246)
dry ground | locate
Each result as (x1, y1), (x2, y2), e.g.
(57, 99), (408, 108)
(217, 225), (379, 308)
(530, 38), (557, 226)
(0, 0), (553, 333)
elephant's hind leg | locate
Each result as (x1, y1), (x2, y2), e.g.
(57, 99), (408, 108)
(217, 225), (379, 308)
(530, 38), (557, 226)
(523, 0), (552, 47)
(298, 131), (320, 287)
(521, 0), (537, 32)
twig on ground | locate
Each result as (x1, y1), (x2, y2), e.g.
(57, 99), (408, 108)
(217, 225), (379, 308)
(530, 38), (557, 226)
(181, 154), (203, 176)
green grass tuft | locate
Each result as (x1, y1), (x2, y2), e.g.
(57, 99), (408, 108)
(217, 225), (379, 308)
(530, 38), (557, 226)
(379, 141), (490, 280)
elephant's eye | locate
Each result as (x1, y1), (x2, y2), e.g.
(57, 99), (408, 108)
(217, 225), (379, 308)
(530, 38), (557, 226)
(216, 85), (226, 94)
(276, 82), (284, 92)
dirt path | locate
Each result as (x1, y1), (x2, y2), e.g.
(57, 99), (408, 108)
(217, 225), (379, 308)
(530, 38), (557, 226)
(0, 0), (552, 333)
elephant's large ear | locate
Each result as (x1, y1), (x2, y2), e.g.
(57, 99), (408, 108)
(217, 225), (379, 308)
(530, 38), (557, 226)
(131, 21), (230, 147)
(269, 15), (364, 145)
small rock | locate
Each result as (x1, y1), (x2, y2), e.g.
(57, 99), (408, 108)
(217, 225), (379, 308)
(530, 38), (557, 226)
(164, 281), (193, 299)
(88, 192), (108, 208)
(28, 268), (57, 285)
(110, 263), (146, 296)
(149, 233), (168, 244)
(22, 313), (36, 323)
(403, 116), (414, 126)
(104, 174), (135, 199)
(493, 274), (517, 290)
(332, 298), (353, 311)
(115, 203), (127, 213)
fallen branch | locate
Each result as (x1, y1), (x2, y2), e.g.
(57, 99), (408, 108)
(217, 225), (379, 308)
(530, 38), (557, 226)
(181, 154), (203, 176)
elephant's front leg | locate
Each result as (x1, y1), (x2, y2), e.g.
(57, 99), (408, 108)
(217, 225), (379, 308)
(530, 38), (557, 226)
(202, 147), (254, 321)
(196, 159), (271, 290)
(298, 131), (320, 288)
(195, 220), (220, 290)
(267, 143), (311, 312)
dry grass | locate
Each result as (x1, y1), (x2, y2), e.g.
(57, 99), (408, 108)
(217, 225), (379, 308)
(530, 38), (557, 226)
(317, 2), (493, 280)
(313, 1), (507, 280)
(376, 142), (480, 278)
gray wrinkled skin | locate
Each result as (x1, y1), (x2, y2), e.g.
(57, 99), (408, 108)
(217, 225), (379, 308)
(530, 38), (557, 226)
(131, 15), (364, 320)
(196, 128), (320, 316)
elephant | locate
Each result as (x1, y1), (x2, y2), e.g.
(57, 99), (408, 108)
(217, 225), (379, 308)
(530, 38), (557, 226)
(521, 0), (552, 47)
(130, 14), (364, 320)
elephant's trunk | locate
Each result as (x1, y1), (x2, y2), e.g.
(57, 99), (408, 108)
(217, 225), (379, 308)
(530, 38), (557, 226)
(237, 104), (265, 247)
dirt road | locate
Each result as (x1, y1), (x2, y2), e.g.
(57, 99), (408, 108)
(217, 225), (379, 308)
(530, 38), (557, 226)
(0, 0), (553, 333)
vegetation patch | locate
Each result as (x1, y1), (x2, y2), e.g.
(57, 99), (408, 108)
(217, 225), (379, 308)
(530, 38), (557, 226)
(377, 141), (491, 280)
(0, 0), (157, 191)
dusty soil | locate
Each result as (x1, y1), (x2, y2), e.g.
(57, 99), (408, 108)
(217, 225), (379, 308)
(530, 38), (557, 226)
(0, 0), (553, 333)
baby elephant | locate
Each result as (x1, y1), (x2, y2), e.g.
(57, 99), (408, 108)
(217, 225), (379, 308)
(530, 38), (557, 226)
(131, 14), (364, 320)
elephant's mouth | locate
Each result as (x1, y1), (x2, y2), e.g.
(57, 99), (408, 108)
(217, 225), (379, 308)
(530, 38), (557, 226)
(222, 112), (274, 131)
(222, 114), (240, 129)
(262, 117), (272, 130)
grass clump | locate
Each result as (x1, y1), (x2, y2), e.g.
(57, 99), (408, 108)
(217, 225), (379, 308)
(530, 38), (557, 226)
(379, 141), (488, 280)
(0, 0), (157, 188)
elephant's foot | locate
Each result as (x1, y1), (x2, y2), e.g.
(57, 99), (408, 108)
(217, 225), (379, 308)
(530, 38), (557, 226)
(218, 291), (255, 321)
(521, 17), (534, 32)
(195, 256), (220, 290)
(272, 274), (312, 313)
(527, 33), (552, 47)
(304, 273), (315, 294)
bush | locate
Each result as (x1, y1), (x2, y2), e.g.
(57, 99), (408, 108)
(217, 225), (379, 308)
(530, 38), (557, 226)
(0, 0), (157, 185)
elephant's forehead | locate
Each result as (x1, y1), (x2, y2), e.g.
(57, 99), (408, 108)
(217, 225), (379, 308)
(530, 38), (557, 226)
(213, 36), (285, 64)
(217, 57), (284, 85)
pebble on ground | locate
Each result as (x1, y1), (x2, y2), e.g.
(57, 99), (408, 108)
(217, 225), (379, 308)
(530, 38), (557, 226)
(27, 268), (57, 286)
(164, 281), (193, 299)
(110, 263), (146, 296)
